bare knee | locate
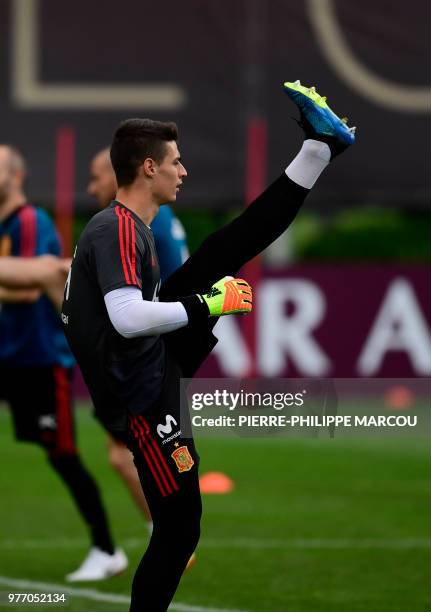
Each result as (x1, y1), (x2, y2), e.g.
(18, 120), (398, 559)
(107, 437), (134, 477)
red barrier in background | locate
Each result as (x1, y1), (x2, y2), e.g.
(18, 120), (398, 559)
(54, 126), (75, 257)
(242, 117), (267, 376)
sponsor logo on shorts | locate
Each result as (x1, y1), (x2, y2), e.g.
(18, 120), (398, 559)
(162, 429), (181, 445)
(157, 414), (178, 438)
(171, 445), (194, 473)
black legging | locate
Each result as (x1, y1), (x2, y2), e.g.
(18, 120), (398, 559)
(161, 174), (307, 297)
(48, 453), (115, 554)
(160, 173), (309, 376)
(130, 444), (202, 611)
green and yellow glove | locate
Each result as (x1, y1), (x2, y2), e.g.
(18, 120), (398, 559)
(200, 276), (252, 317)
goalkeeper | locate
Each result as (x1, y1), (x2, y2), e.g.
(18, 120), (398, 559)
(62, 81), (356, 611)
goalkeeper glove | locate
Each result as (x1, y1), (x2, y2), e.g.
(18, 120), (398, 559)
(200, 276), (252, 317)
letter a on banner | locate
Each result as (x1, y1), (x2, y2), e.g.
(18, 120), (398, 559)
(357, 278), (431, 375)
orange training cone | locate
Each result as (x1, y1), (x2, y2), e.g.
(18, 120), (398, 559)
(384, 385), (415, 410)
(199, 471), (234, 494)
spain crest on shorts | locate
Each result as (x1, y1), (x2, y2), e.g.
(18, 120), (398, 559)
(171, 445), (194, 473)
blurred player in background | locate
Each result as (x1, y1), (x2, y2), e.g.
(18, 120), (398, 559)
(0, 145), (127, 581)
(0, 254), (70, 310)
(63, 82), (356, 610)
(87, 147), (191, 533)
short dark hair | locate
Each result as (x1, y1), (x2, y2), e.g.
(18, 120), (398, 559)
(110, 118), (178, 187)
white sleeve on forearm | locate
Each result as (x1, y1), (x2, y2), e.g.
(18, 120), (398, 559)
(104, 286), (188, 338)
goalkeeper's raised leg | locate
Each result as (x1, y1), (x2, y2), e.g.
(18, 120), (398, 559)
(160, 80), (356, 316)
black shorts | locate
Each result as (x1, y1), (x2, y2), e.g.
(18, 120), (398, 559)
(123, 351), (199, 506)
(0, 365), (76, 454)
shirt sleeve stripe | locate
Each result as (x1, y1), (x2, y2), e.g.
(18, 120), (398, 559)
(115, 205), (131, 284)
(121, 207), (136, 286)
(126, 211), (140, 287)
(18, 206), (37, 256)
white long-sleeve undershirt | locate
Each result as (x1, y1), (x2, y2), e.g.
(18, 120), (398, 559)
(104, 286), (188, 338)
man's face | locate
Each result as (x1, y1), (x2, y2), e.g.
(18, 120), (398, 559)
(152, 141), (187, 204)
(87, 151), (117, 208)
(0, 148), (13, 205)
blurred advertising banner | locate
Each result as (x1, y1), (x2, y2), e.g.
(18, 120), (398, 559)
(200, 265), (431, 378)
(1, 0), (430, 209)
(74, 264), (431, 398)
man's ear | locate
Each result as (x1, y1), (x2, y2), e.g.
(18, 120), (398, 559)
(141, 158), (157, 178)
(13, 169), (26, 190)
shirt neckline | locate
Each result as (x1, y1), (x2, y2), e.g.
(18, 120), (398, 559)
(0, 203), (29, 227)
(110, 200), (147, 228)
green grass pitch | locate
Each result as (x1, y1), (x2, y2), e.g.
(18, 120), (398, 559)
(1, 404), (431, 611)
